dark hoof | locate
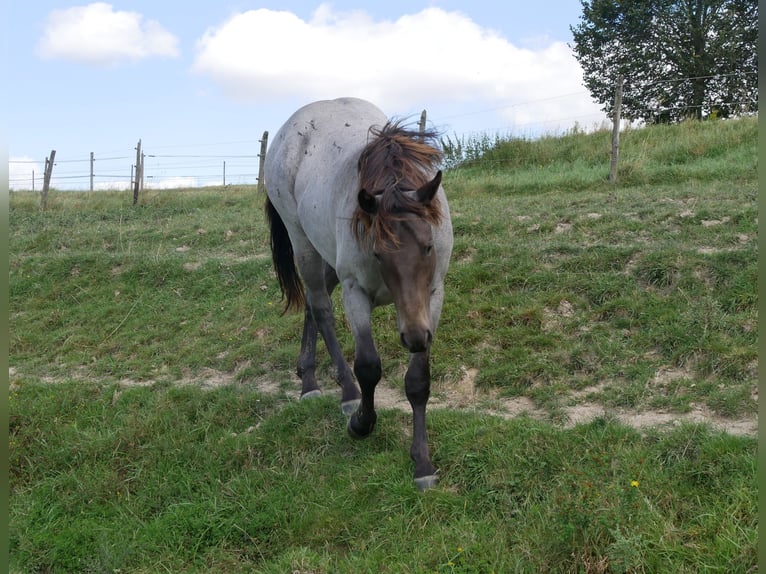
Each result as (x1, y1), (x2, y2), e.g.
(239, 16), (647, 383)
(340, 398), (361, 417)
(347, 413), (376, 439)
(300, 389), (322, 401)
(414, 474), (439, 491)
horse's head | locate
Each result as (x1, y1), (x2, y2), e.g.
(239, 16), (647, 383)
(358, 170), (442, 353)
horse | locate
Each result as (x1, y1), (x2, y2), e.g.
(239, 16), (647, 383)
(263, 97), (453, 490)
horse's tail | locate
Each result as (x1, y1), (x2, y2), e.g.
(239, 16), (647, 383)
(265, 197), (305, 313)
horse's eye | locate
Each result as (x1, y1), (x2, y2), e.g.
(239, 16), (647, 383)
(424, 245), (433, 256)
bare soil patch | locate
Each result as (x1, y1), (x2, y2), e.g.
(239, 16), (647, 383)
(10, 364), (757, 437)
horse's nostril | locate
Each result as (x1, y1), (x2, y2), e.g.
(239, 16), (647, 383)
(400, 330), (431, 353)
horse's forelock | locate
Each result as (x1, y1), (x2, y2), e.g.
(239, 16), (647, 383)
(359, 122), (442, 189)
(353, 121), (443, 246)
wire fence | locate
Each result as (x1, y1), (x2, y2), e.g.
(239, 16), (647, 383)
(8, 147), (264, 192)
(8, 74), (757, 191)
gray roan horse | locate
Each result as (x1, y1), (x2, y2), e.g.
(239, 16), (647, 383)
(264, 98), (453, 490)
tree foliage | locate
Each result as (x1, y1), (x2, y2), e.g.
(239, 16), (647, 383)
(570, 0), (758, 123)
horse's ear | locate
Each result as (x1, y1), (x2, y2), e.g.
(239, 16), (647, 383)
(416, 170), (442, 204)
(358, 189), (378, 214)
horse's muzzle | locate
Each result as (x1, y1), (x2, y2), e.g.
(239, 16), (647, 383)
(400, 329), (432, 353)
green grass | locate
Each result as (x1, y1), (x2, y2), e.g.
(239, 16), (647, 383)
(9, 382), (757, 573)
(440, 175), (757, 416)
(9, 116), (758, 572)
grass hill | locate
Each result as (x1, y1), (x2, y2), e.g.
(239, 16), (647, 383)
(9, 116), (757, 573)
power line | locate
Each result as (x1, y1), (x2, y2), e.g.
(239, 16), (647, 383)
(8, 73), (755, 190)
(638, 71), (757, 88)
(146, 139), (262, 150)
(147, 154), (259, 159)
(48, 158), (91, 164)
(439, 90), (593, 121)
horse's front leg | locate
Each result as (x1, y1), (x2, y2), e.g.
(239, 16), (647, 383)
(342, 286), (381, 438)
(406, 350), (438, 490)
(347, 325), (381, 438)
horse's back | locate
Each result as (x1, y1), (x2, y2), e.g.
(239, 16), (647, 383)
(264, 98), (388, 267)
(265, 97), (387, 206)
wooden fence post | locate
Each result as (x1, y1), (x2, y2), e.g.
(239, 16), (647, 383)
(257, 131), (268, 193)
(40, 149), (56, 211)
(419, 109), (427, 136)
(609, 75), (624, 183)
(133, 139), (142, 205)
(90, 152), (94, 193)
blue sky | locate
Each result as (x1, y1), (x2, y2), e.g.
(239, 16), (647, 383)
(8, 2), (606, 190)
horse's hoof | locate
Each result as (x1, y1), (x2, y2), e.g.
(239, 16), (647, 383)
(340, 398), (361, 417)
(414, 474), (439, 491)
(300, 389), (322, 401)
(347, 414), (375, 439)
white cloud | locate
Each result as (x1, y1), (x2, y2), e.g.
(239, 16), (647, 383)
(37, 2), (179, 66)
(9, 157), (42, 190)
(146, 176), (198, 189)
(193, 5), (602, 128)
(93, 180), (131, 191)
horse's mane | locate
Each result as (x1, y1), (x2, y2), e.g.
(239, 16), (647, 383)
(352, 120), (444, 247)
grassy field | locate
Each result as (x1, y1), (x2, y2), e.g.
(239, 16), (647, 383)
(9, 116), (757, 572)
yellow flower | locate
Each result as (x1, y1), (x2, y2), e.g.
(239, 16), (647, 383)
(631, 480), (640, 488)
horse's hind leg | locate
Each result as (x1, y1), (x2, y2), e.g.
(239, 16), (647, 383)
(296, 264), (344, 401)
(296, 305), (321, 400)
(300, 258), (361, 414)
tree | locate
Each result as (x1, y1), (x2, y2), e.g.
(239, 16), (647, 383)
(570, 0), (758, 123)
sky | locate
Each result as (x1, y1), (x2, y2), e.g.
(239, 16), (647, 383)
(7, 1), (608, 190)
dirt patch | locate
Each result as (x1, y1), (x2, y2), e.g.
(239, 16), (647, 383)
(701, 216), (730, 228)
(617, 404), (757, 437)
(439, 365), (479, 407)
(340, 368), (549, 422)
(346, 366), (756, 437)
(312, 372), (756, 437)
(542, 299), (575, 332)
(456, 247), (476, 265)
(9, 365), (757, 437)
